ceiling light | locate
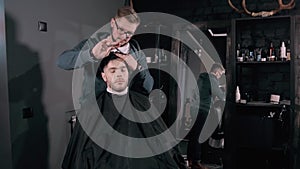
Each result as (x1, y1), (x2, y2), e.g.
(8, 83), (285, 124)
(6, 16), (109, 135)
(208, 29), (227, 37)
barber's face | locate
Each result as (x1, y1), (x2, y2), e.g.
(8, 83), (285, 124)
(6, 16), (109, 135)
(111, 17), (139, 46)
(101, 59), (129, 92)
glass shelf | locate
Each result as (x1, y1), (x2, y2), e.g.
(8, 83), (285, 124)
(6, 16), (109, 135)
(236, 60), (290, 65)
(236, 100), (290, 107)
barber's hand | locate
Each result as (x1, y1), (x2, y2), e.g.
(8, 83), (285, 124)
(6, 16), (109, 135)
(91, 36), (119, 59)
(115, 53), (138, 71)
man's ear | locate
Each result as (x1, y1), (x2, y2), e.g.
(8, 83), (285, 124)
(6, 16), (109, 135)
(101, 72), (107, 82)
(110, 18), (114, 28)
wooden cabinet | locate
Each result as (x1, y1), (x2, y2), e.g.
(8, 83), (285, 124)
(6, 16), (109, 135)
(292, 15), (300, 169)
(226, 16), (299, 169)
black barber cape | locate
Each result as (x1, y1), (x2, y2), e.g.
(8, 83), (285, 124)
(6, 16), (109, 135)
(62, 90), (181, 169)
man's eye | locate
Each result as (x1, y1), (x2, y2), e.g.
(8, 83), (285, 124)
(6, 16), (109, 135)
(110, 70), (115, 73)
(121, 68), (126, 72)
(119, 28), (125, 32)
(126, 32), (133, 36)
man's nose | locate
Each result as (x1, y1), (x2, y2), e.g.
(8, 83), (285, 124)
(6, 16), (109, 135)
(122, 33), (130, 39)
(116, 70), (123, 77)
(125, 33), (130, 38)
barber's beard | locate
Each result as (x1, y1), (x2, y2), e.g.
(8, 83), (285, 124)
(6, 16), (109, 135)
(117, 38), (129, 47)
(111, 34), (129, 47)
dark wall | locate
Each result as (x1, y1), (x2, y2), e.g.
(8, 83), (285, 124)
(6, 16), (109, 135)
(0, 0), (13, 168)
(134, 0), (300, 22)
(4, 1), (122, 169)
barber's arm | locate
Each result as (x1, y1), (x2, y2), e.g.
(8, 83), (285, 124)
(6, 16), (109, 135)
(211, 78), (226, 101)
(131, 52), (154, 94)
(129, 68), (154, 95)
(133, 50), (154, 94)
(115, 52), (154, 94)
(56, 39), (90, 70)
(57, 35), (116, 70)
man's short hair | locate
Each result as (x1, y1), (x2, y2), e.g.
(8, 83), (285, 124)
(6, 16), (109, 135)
(210, 63), (225, 73)
(99, 53), (125, 73)
(115, 6), (140, 24)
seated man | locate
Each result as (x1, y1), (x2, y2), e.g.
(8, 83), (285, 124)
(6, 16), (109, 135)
(56, 6), (154, 100)
(62, 53), (184, 169)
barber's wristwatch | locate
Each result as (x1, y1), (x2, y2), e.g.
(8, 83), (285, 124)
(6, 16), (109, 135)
(89, 48), (99, 62)
(136, 64), (143, 71)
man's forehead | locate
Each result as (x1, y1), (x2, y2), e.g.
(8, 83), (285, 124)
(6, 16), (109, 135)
(117, 17), (138, 29)
(106, 59), (126, 68)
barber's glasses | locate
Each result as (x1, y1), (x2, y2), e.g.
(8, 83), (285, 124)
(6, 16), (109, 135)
(113, 18), (134, 37)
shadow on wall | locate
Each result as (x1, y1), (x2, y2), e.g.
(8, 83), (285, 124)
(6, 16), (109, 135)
(5, 13), (49, 169)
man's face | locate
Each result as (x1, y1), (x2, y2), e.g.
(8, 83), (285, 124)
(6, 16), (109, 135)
(101, 59), (129, 92)
(215, 69), (225, 79)
(111, 17), (139, 46)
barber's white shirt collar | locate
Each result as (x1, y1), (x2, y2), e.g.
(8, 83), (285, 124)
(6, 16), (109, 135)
(111, 43), (130, 54)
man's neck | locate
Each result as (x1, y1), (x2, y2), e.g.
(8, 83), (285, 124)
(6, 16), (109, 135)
(106, 87), (128, 95)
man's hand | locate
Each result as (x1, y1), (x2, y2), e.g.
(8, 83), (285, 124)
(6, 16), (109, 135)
(91, 36), (119, 59)
(115, 53), (138, 71)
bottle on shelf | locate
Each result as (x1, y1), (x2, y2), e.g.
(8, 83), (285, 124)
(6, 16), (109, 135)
(237, 43), (244, 62)
(153, 54), (158, 63)
(236, 43), (240, 57)
(160, 49), (167, 62)
(261, 48), (267, 61)
(248, 46), (255, 62)
(236, 86), (241, 103)
(255, 48), (262, 61)
(269, 42), (275, 61)
(278, 105), (287, 122)
(275, 47), (280, 61)
(286, 40), (291, 61)
(184, 98), (192, 129)
(280, 41), (287, 61)
(249, 51), (254, 61)
(244, 49), (249, 61)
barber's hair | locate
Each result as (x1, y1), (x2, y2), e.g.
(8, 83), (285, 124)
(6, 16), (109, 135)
(210, 63), (224, 73)
(115, 6), (140, 24)
(99, 53), (127, 73)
